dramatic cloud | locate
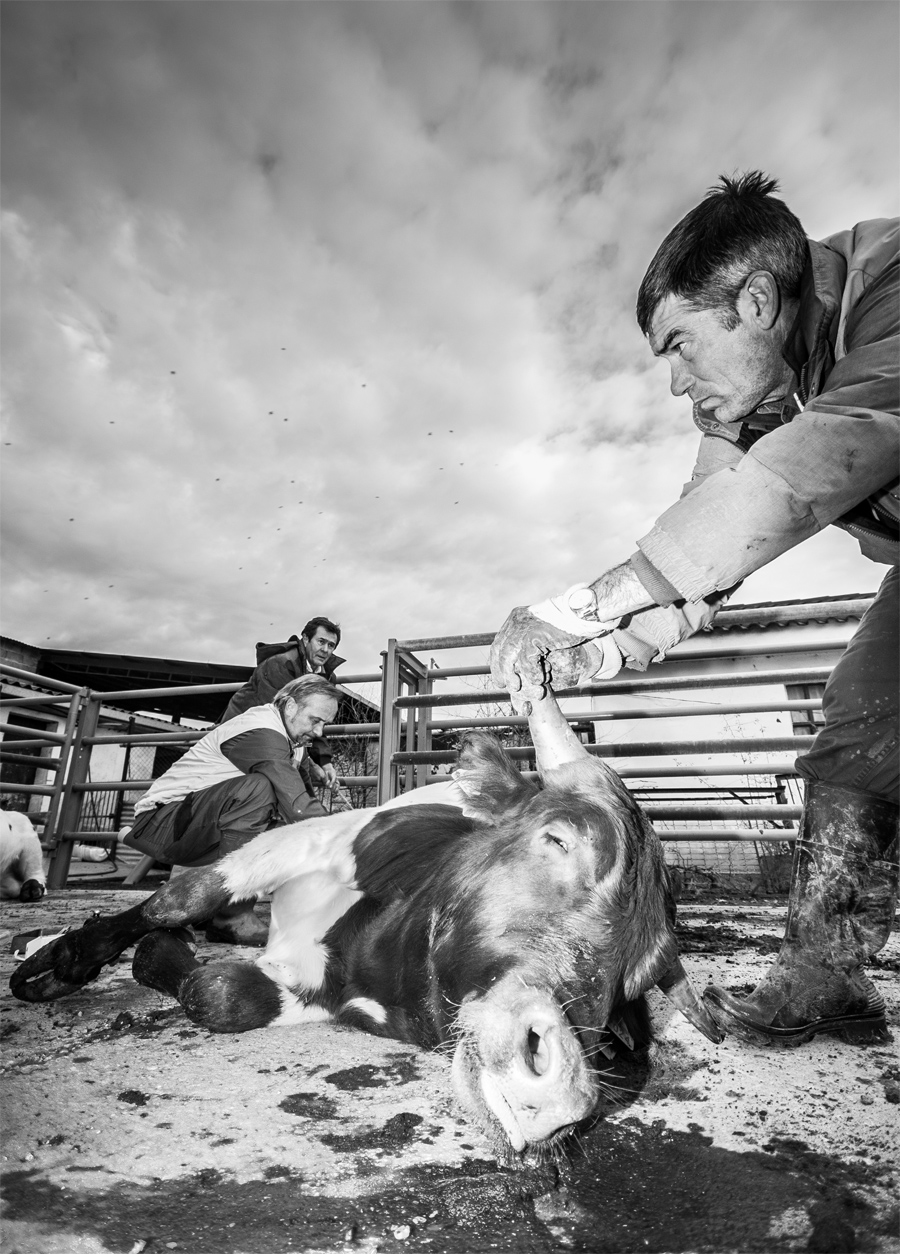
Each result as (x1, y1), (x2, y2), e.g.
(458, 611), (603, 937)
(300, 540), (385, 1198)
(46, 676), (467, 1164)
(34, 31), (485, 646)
(2, 1), (897, 672)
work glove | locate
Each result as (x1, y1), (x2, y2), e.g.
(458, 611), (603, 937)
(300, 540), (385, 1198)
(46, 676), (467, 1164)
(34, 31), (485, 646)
(491, 586), (619, 693)
(544, 635), (623, 689)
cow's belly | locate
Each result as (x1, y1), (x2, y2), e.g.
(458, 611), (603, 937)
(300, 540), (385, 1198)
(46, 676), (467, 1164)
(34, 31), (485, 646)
(252, 785), (467, 998)
(256, 870), (362, 993)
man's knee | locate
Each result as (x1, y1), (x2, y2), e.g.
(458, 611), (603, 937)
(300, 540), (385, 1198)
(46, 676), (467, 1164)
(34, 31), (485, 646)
(216, 774), (279, 840)
(230, 774), (277, 807)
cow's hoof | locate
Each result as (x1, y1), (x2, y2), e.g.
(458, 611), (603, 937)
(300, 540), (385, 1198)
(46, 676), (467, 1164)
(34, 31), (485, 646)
(9, 934), (102, 1002)
(19, 879), (46, 902)
(133, 929), (200, 999)
(180, 962), (284, 1033)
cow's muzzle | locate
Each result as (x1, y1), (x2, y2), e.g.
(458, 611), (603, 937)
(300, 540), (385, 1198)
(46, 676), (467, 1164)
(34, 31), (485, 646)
(452, 978), (598, 1152)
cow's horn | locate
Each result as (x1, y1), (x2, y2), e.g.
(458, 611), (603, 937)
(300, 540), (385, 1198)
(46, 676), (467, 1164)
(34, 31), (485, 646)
(517, 683), (589, 774)
(656, 957), (726, 1043)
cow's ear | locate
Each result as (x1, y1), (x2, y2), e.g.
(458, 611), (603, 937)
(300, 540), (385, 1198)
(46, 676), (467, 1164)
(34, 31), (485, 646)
(452, 733), (537, 823)
(619, 819), (679, 1000)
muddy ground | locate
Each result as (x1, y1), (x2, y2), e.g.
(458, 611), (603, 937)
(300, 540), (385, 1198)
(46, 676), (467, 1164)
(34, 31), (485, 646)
(1, 886), (897, 1254)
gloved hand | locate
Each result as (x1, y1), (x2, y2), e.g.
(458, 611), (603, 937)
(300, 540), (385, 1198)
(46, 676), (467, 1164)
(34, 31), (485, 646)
(544, 635), (623, 689)
(491, 587), (619, 693)
(491, 606), (586, 692)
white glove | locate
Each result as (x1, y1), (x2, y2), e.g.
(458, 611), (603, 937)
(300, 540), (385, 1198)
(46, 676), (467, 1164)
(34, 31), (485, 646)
(528, 584), (619, 638)
(582, 635), (623, 681)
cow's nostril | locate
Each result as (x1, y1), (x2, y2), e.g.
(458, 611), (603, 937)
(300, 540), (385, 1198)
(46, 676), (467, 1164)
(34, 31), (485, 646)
(527, 1027), (551, 1076)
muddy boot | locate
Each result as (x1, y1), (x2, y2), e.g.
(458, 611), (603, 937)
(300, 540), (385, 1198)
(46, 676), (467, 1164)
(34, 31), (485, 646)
(204, 898), (269, 947)
(705, 781), (898, 1045)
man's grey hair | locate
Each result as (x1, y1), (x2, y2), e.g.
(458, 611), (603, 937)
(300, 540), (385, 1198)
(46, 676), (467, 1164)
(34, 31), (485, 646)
(273, 674), (337, 712)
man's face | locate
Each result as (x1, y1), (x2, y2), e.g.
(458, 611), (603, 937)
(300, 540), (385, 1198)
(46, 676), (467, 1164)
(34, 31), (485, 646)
(648, 291), (791, 424)
(282, 693), (338, 746)
(302, 628), (339, 669)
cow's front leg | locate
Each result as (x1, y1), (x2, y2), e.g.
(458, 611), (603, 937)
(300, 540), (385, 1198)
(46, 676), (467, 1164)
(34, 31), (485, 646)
(9, 866), (233, 1003)
(133, 930), (286, 1033)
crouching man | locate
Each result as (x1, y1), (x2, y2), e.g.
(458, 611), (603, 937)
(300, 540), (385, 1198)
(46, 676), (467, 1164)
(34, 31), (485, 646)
(125, 675), (338, 946)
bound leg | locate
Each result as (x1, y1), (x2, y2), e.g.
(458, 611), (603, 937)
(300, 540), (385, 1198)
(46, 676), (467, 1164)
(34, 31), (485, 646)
(133, 930), (285, 1033)
(176, 775), (283, 946)
(10, 864), (233, 1002)
(706, 569), (899, 1044)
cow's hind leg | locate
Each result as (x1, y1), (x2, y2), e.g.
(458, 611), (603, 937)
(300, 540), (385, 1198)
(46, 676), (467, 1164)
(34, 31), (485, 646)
(10, 866), (233, 1003)
(134, 930), (283, 1033)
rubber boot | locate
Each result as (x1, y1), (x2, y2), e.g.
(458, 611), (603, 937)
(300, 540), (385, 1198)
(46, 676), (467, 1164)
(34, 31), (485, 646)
(204, 898), (269, 947)
(705, 780), (898, 1045)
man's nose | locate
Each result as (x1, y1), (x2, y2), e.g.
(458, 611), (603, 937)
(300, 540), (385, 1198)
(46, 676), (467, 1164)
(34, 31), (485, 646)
(669, 359), (691, 397)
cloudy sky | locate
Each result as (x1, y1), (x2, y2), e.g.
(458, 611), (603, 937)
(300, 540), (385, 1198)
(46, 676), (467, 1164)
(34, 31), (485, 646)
(2, 1), (897, 675)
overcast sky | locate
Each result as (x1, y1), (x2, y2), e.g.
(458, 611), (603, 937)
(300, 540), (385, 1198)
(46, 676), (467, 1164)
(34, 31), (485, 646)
(2, 1), (897, 675)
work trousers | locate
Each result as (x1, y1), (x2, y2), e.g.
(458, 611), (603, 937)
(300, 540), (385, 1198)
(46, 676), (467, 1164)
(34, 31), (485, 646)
(125, 774), (279, 867)
(796, 565), (899, 804)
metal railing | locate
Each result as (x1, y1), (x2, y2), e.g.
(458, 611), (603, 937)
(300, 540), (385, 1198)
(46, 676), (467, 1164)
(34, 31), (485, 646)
(0, 664), (380, 888)
(375, 598), (873, 849)
(0, 595), (872, 887)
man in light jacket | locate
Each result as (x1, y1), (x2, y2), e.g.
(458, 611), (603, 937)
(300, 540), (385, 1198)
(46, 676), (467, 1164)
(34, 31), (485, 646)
(492, 172), (898, 1047)
(126, 675), (337, 946)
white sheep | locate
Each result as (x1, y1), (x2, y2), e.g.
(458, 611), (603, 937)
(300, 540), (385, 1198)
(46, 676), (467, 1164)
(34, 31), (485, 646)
(1, 811), (47, 901)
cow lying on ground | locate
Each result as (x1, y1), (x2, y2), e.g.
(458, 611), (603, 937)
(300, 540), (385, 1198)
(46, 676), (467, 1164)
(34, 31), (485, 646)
(1, 812), (47, 902)
(10, 690), (722, 1154)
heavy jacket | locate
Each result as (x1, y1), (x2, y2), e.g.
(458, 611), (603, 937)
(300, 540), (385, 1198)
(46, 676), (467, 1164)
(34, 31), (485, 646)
(620, 218), (898, 664)
(134, 703), (322, 825)
(221, 637), (345, 768)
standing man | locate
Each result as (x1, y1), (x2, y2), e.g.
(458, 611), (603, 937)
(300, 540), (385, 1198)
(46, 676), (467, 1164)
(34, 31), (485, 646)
(492, 173), (898, 1046)
(126, 675), (338, 945)
(222, 616), (344, 791)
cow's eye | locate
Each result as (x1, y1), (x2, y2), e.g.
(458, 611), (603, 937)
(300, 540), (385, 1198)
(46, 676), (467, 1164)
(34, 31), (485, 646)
(543, 831), (569, 854)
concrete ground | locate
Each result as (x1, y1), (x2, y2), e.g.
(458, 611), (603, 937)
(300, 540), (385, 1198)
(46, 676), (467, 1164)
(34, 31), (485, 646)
(1, 886), (897, 1254)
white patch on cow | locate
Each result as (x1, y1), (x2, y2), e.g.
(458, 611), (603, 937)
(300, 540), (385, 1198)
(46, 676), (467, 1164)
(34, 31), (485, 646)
(269, 987), (333, 1027)
(343, 996), (388, 1026)
(0, 813), (47, 900)
(217, 809), (371, 900)
(256, 871), (362, 993)
(218, 786), (468, 905)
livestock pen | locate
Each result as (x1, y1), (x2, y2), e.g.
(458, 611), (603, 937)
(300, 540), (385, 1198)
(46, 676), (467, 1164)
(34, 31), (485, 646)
(0, 594), (871, 894)
(2, 594), (898, 1254)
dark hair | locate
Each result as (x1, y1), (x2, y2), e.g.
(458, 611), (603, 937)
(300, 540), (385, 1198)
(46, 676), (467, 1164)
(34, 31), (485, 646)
(636, 171), (808, 334)
(274, 674), (338, 712)
(301, 616), (341, 646)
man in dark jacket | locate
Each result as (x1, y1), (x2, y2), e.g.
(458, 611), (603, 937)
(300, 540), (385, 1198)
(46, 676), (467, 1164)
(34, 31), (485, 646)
(492, 172), (898, 1048)
(126, 675), (337, 946)
(222, 616), (344, 790)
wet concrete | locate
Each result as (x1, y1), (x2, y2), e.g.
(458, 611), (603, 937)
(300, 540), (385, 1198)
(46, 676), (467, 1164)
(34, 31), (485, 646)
(1, 888), (898, 1254)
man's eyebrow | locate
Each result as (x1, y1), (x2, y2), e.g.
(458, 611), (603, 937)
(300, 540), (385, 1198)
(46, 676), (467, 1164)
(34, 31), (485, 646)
(653, 328), (683, 357)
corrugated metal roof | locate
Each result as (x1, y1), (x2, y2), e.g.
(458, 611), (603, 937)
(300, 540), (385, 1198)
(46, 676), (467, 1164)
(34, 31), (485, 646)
(710, 593), (874, 633)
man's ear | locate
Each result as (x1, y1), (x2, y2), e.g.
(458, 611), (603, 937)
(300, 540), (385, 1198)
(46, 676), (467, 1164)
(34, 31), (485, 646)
(741, 271), (780, 330)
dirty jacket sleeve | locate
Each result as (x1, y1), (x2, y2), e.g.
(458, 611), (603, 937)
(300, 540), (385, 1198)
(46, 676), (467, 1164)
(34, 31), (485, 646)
(220, 730), (327, 823)
(634, 270), (899, 605)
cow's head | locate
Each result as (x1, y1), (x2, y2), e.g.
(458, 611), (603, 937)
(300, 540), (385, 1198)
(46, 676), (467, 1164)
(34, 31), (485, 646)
(435, 687), (722, 1153)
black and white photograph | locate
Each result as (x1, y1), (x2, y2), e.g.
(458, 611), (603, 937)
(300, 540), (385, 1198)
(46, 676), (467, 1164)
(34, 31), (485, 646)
(1, 3), (897, 1252)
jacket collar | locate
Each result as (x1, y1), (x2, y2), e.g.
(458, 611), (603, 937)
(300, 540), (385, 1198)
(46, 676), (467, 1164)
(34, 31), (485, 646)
(782, 239), (844, 402)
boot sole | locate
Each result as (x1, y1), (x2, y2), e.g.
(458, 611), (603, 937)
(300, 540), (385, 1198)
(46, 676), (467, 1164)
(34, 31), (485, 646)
(705, 991), (890, 1047)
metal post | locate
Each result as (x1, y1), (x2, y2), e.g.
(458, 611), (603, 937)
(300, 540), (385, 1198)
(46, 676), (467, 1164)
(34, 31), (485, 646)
(47, 692), (101, 889)
(40, 688), (86, 852)
(376, 644), (401, 805)
(415, 665), (434, 789)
